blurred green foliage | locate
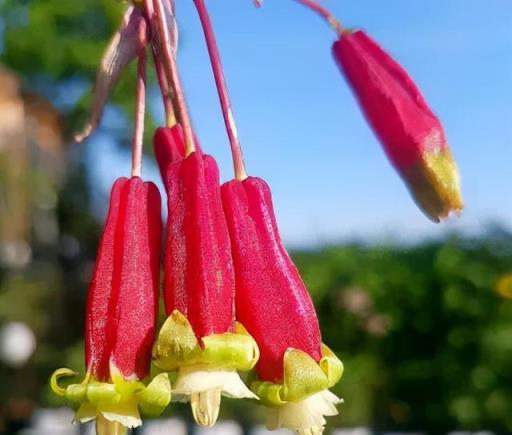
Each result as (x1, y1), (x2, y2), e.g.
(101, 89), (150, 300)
(293, 236), (512, 432)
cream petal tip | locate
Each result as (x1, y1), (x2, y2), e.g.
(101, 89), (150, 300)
(98, 398), (142, 428)
(266, 390), (342, 434)
(172, 367), (257, 399)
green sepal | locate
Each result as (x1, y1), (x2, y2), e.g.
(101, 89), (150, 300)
(250, 344), (343, 405)
(153, 310), (259, 372)
(86, 382), (122, 405)
(282, 348), (330, 401)
(49, 367), (172, 421)
(153, 310), (198, 369)
(319, 343), (344, 386)
(136, 373), (172, 417)
(50, 368), (78, 397)
(251, 381), (286, 407)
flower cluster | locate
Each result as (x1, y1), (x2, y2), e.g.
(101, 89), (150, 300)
(50, 1), (463, 434)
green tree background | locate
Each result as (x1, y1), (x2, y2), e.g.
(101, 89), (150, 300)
(1, 1), (511, 433)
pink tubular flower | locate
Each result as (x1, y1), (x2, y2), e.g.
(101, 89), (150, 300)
(153, 125), (185, 191)
(51, 177), (170, 435)
(152, 131), (258, 427)
(221, 177), (343, 435)
(333, 30), (463, 222)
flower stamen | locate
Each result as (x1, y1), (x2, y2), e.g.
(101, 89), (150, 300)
(190, 388), (222, 427)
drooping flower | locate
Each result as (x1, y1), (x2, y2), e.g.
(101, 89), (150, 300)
(333, 29), (463, 221)
(152, 132), (259, 427)
(51, 177), (170, 434)
(221, 177), (343, 435)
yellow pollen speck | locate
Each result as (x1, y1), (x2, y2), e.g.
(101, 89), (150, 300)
(496, 274), (512, 299)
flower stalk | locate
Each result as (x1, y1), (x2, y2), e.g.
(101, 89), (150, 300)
(131, 31), (148, 178)
(152, 0), (196, 154)
(193, 0), (247, 180)
(292, 0), (345, 35)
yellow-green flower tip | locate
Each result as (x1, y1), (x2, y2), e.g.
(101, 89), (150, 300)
(48, 367), (171, 426)
(251, 344), (343, 406)
(153, 310), (259, 372)
(404, 148), (463, 222)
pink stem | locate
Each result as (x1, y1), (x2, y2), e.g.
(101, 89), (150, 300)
(152, 45), (176, 126)
(131, 47), (147, 178)
(193, 0), (247, 180)
(153, 0), (196, 155)
(292, 0), (344, 35)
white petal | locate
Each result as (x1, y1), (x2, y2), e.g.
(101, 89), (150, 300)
(75, 403), (97, 423)
(98, 399), (142, 429)
(172, 366), (257, 400)
(266, 390), (342, 434)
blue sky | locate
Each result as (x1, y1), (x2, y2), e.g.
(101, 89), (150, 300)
(90, 0), (512, 247)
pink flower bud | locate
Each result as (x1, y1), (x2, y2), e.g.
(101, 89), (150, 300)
(333, 30), (463, 221)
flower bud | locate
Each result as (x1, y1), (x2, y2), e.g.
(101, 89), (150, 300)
(333, 30), (463, 221)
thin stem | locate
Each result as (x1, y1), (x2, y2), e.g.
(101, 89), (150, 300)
(152, 46), (176, 127)
(292, 0), (344, 36)
(153, 0), (196, 155)
(141, 0), (176, 126)
(131, 48), (147, 178)
(193, 0), (248, 180)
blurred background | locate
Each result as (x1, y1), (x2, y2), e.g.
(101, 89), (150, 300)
(0, 0), (511, 434)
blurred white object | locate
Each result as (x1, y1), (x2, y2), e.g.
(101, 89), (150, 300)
(332, 428), (372, 435)
(20, 408), (78, 435)
(196, 421), (242, 435)
(0, 321), (36, 367)
(382, 432), (425, 435)
(142, 418), (187, 435)
(249, 425), (290, 435)
(0, 240), (31, 268)
(447, 432), (495, 435)
(83, 420), (96, 435)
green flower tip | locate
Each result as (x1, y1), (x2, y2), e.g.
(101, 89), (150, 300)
(49, 366), (171, 426)
(252, 344), (343, 406)
(153, 310), (259, 372)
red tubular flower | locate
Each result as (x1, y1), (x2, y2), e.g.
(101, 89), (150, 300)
(51, 177), (170, 434)
(165, 151), (234, 337)
(333, 30), (463, 222)
(152, 144), (258, 427)
(153, 124), (204, 190)
(153, 125), (185, 191)
(221, 177), (343, 435)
